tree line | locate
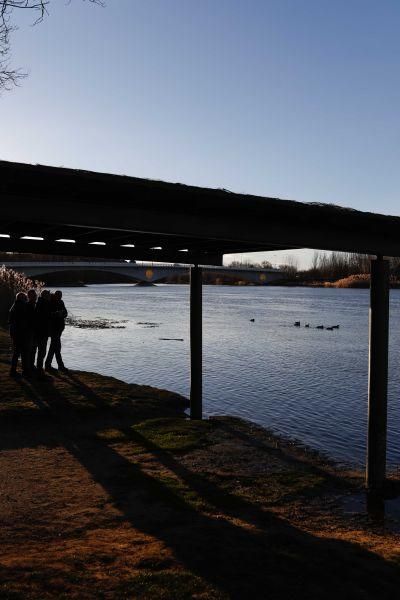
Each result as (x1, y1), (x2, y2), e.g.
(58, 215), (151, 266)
(304, 252), (400, 281)
(229, 252), (400, 282)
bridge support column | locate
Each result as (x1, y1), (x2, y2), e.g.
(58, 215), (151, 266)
(367, 256), (390, 492)
(190, 265), (202, 419)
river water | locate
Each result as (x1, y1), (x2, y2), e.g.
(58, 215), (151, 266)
(57, 284), (400, 468)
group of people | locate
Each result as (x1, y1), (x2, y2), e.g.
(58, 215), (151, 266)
(9, 289), (68, 378)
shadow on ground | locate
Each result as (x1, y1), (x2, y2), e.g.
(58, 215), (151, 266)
(0, 344), (399, 598)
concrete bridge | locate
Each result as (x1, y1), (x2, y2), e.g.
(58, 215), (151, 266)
(1, 261), (285, 284)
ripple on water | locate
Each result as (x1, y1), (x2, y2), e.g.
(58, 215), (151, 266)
(58, 284), (400, 468)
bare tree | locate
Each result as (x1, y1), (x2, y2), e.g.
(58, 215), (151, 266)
(260, 259), (272, 268)
(305, 250), (372, 280)
(279, 255), (298, 279)
(310, 250), (320, 277)
(0, 0), (103, 91)
(228, 259), (261, 269)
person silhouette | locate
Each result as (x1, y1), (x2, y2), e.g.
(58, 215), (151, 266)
(45, 290), (68, 371)
(26, 288), (37, 372)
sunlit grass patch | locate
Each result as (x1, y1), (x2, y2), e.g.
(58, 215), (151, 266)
(131, 417), (213, 453)
(119, 570), (228, 599)
(0, 566), (85, 599)
(0, 367), (36, 408)
(228, 470), (328, 505)
(96, 428), (128, 442)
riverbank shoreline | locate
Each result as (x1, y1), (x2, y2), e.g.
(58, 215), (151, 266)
(0, 329), (400, 598)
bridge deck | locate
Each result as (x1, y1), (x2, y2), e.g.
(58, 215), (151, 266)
(2, 160), (400, 264)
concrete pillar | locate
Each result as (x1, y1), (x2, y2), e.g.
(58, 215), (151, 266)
(366, 256), (390, 491)
(190, 265), (203, 419)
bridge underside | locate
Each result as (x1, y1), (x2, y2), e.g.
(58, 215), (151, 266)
(0, 162), (300, 265)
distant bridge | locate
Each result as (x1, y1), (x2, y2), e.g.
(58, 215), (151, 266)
(1, 261), (284, 284)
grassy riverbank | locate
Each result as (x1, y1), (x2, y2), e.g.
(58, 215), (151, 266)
(0, 329), (400, 598)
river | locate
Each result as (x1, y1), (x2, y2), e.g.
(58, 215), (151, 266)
(56, 284), (400, 468)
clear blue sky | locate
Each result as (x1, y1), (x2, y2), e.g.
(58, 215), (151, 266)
(1, 0), (400, 267)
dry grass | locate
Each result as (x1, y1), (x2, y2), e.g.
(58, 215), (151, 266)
(324, 274), (400, 288)
(324, 274), (371, 288)
(0, 328), (400, 598)
(0, 266), (44, 325)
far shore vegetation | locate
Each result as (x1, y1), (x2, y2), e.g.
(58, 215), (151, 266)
(230, 251), (400, 288)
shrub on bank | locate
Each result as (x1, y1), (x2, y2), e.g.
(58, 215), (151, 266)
(324, 274), (370, 288)
(0, 266), (43, 326)
(326, 273), (400, 289)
